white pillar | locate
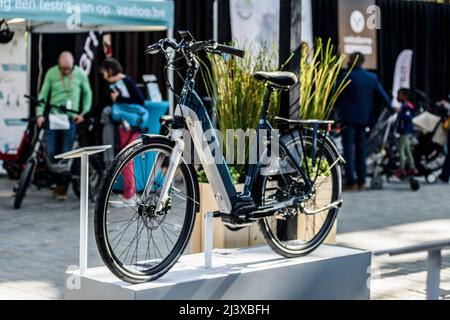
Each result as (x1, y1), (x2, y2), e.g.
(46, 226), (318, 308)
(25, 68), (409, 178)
(79, 153), (89, 274)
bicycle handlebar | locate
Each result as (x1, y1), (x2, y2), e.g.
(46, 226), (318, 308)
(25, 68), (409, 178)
(145, 37), (246, 59)
(24, 95), (79, 115)
(215, 44), (246, 58)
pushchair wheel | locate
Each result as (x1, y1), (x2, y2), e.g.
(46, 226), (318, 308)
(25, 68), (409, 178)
(371, 176), (383, 190)
(425, 173), (438, 184)
(409, 178), (420, 191)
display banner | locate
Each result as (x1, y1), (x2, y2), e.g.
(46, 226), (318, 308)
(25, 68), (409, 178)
(0, 31), (28, 155)
(0, 0), (174, 28)
(338, 0), (378, 69)
(75, 31), (102, 76)
(230, 0), (279, 58)
(392, 49), (413, 109)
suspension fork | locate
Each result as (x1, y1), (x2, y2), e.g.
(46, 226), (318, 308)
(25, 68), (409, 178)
(154, 129), (185, 211)
(143, 152), (165, 198)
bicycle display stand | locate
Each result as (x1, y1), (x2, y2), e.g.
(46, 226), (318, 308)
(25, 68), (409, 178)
(204, 211), (214, 268)
(55, 145), (111, 275)
(64, 244), (371, 300)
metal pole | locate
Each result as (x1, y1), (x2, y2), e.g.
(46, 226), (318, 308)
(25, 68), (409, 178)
(426, 249), (442, 300)
(204, 211), (214, 268)
(79, 153), (89, 274)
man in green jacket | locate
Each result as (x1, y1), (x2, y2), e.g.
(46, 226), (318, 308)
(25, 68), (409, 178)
(37, 51), (92, 200)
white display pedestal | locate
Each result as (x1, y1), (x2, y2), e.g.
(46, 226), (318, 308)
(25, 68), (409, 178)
(55, 145), (111, 275)
(64, 244), (371, 300)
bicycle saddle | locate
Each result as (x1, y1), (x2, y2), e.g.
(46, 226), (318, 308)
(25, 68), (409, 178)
(253, 71), (298, 89)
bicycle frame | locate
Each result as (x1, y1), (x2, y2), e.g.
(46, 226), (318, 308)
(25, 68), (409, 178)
(152, 60), (313, 216)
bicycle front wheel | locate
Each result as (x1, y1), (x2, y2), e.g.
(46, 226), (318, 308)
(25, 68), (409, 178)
(94, 136), (198, 283)
(254, 129), (342, 257)
(13, 158), (36, 209)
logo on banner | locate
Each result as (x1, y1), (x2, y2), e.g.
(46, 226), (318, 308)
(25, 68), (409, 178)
(235, 0), (253, 20)
(79, 32), (101, 75)
(350, 10), (365, 33)
(339, 0), (380, 69)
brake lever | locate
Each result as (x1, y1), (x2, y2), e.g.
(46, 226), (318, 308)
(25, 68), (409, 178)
(205, 48), (222, 55)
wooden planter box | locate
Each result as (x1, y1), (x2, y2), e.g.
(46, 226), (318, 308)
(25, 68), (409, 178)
(190, 183), (264, 253)
(190, 179), (337, 254)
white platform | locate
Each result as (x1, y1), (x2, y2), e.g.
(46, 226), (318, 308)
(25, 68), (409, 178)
(64, 244), (371, 300)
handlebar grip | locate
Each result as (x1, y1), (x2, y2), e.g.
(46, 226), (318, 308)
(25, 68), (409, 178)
(216, 44), (246, 58)
(189, 40), (213, 53)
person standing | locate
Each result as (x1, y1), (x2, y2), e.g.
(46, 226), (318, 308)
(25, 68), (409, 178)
(394, 88), (416, 178)
(99, 58), (145, 206)
(336, 52), (392, 191)
(36, 51), (92, 200)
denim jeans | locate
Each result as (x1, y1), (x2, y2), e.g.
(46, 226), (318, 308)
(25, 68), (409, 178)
(45, 120), (77, 162)
(44, 120), (77, 187)
(342, 124), (367, 186)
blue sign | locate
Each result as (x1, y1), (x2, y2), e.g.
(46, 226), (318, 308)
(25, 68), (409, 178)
(0, 0), (174, 28)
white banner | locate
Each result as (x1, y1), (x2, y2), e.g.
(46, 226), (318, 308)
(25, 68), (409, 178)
(392, 49), (413, 109)
(0, 31), (28, 155)
(230, 0), (279, 57)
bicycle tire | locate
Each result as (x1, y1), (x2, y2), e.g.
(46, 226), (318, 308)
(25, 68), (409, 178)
(94, 136), (198, 283)
(13, 158), (36, 209)
(253, 129), (342, 257)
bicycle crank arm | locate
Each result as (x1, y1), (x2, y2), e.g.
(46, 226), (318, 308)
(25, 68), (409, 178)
(250, 197), (299, 219)
(300, 200), (343, 216)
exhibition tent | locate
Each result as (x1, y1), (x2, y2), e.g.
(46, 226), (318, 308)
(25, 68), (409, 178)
(0, 0), (175, 155)
(0, 0), (174, 31)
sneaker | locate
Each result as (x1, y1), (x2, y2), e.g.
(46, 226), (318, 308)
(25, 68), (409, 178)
(358, 183), (368, 191)
(108, 194), (140, 208)
(394, 169), (406, 180)
(343, 184), (359, 192)
(53, 186), (68, 201)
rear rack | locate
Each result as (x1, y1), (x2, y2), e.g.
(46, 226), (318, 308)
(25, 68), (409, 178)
(273, 116), (334, 126)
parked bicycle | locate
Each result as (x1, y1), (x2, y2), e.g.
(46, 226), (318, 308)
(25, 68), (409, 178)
(12, 95), (103, 209)
(94, 31), (344, 283)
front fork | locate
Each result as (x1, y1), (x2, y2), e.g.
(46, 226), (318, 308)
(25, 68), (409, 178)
(148, 130), (185, 212)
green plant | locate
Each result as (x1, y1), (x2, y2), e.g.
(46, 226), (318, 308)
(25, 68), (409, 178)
(302, 157), (331, 178)
(299, 38), (353, 120)
(197, 165), (241, 184)
(201, 42), (280, 178)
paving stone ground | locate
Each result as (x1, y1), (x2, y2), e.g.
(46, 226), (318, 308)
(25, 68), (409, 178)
(0, 175), (449, 299)
(337, 180), (450, 300)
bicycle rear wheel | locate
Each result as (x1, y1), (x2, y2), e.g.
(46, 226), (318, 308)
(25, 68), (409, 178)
(254, 129), (342, 257)
(13, 158), (36, 209)
(94, 136), (198, 283)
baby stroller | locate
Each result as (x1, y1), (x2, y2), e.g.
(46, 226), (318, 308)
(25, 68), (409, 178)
(366, 90), (446, 190)
(366, 110), (420, 190)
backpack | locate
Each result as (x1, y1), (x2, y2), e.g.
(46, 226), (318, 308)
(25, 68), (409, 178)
(111, 103), (150, 133)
